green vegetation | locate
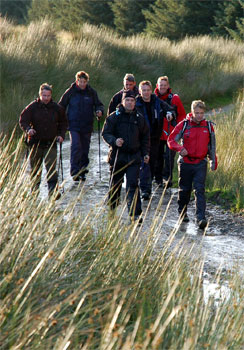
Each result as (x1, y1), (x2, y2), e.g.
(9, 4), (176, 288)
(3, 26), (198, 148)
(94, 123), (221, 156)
(1, 18), (244, 132)
(0, 135), (243, 349)
(206, 92), (244, 212)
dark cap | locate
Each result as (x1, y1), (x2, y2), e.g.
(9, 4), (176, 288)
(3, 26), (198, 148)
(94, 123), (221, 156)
(122, 89), (136, 100)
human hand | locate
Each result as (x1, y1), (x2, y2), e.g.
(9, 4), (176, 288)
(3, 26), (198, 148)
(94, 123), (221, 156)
(28, 128), (36, 136)
(57, 136), (64, 143)
(115, 138), (124, 147)
(180, 148), (188, 156)
(144, 155), (150, 164)
(96, 110), (102, 120)
(166, 112), (173, 122)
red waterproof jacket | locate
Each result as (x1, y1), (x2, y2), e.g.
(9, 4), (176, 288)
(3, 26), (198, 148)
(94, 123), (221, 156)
(154, 87), (186, 141)
(167, 113), (217, 170)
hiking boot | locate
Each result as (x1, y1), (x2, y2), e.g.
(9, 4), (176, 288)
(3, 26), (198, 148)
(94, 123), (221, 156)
(182, 214), (190, 222)
(197, 218), (207, 229)
(142, 192), (150, 200)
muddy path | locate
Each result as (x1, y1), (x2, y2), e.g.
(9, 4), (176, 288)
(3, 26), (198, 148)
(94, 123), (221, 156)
(39, 133), (244, 284)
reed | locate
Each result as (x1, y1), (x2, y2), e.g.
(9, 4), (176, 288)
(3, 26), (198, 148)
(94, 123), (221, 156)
(0, 135), (243, 349)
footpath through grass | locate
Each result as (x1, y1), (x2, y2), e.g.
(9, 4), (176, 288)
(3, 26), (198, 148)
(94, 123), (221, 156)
(0, 135), (243, 349)
(1, 17), (244, 132)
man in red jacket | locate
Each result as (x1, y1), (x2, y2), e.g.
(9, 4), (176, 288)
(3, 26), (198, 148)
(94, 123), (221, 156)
(168, 100), (217, 229)
(154, 76), (186, 188)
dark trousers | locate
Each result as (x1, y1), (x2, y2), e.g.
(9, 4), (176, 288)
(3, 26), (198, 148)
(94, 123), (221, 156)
(140, 140), (159, 194)
(30, 144), (58, 193)
(70, 131), (91, 176)
(178, 160), (207, 220)
(155, 140), (176, 184)
(109, 161), (142, 216)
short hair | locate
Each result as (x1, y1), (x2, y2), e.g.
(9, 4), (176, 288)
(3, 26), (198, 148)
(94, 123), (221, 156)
(157, 76), (169, 85)
(76, 71), (89, 81)
(139, 80), (152, 90)
(123, 73), (135, 83)
(191, 100), (206, 111)
(39, 83), (52, 95)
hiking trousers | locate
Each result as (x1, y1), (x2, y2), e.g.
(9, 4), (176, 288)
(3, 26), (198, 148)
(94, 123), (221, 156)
(70, 131), (91, 176)
(155, 140), (176, 184)
(30, 143), (58, 193)
(109, 160), (142, 216)
(178, 160), (207, 220)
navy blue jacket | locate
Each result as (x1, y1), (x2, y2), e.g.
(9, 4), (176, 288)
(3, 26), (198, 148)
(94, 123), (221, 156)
(136, 94), (174, 141)
(58, 83), (104, 133)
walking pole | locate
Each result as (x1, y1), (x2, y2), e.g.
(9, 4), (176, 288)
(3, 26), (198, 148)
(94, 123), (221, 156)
(98, 118), (102, 180)
(166, 119), (172, 194)
(58, 142), (64, 193)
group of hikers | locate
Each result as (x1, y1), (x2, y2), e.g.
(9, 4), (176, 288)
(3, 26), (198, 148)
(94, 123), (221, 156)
(19, 71), (217, 229)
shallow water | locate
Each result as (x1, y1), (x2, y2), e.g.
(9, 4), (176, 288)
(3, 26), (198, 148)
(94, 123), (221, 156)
(39, 133), (244, 277)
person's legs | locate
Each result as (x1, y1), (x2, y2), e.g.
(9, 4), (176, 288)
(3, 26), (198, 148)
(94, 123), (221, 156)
(193, 160), (207, 222)
(163, 144), (176, 186)
(155, 140), (165, 185)
(30, 145), (43, 192)
(44, 145), (58, 196)
(126, 162), (142, 217)
(80, 132), (92, 171)
(70, 131), (82, 177)
(140, 161), (151, 199)
(178, 162), (193, 217)
(108, 163), (125, 210)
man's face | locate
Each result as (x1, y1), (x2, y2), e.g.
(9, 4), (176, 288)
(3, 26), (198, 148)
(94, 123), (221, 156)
(192, 107), (205, 124)
(40, 89), (52, 104)
(158, 80), (169, 95)
(77, 77), (88, 90)
(140, 84), (152, 102)
(124, 80), (136, 91)
(122, 97), (136, 111)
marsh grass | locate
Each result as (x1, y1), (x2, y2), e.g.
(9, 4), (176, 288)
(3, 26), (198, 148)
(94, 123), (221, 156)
(1, 18), (244, 130)
(0, 135), (243, 349)
(206, 91), (244, 211)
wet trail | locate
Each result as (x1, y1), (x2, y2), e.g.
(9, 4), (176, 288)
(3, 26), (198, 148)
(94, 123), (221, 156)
(39, 134), (244, 281)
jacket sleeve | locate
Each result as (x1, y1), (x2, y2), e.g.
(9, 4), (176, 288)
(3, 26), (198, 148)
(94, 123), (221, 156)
(58, 88), (71, 109)
(160, 99), (176, 120)
(93, 90), (104, 115)
(57, 105), (68, 139)
(172, 95), (186, 123)
(140, 117), (150, 157)
(102, 115), (117, 147)
(19, 103), (34, 132)
(107, 93), (120, 116)
(167, 121), (185, 153)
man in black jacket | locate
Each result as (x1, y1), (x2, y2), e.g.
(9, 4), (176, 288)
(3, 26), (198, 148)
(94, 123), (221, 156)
(19, 83), (68, 198)
(107, 73), (139, 116)
(59, 71), (104, 181)
(102, 90), (150, 221)
(136, 81), (175, 200)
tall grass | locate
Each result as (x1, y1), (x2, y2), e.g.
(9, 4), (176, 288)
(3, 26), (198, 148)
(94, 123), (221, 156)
(1, 18), (244, 131)
(0, 135), (243, 349)
(206, 91), (244, 211)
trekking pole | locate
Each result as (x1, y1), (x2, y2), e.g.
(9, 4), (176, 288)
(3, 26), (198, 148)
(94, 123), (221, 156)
(98, 118), (102, 180)
(167, 120), (172, 194)
(58, 142), (64, 193)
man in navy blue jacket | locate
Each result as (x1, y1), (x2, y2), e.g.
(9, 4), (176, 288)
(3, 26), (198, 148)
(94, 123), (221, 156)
(59, 71), (104, 181)
(136, 81), (175, 199)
